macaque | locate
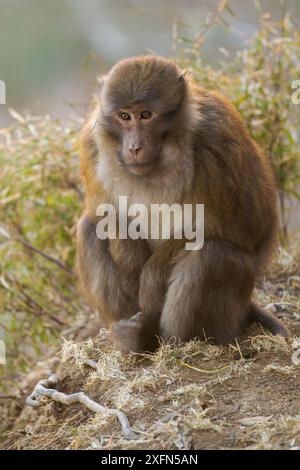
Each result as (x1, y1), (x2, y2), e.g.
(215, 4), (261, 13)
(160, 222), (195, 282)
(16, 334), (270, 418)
(76, 55), (289, 353)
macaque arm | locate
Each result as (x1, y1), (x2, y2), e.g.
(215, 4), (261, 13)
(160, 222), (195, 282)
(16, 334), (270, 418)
(138, 239), (186, 315)
(76, 213), (140, 323)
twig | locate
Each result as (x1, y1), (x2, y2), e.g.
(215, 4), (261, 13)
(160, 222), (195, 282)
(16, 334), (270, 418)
(83, 359), (98, 370)
(0, 394), (19, 400)
(234, 338), (243, 360)
(194, 0), (230, 46)
(211, 405), (239, 422)
(178, 360), (230, 374)
(0, 227), (75, 276)
(15, 238), (75, 276)
(26, 374), (137, 440)
(6, 274), (68, 327)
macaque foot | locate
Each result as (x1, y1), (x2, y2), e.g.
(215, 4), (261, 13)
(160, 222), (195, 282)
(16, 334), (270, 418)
(110, 312), (159, 354)
(110, 312), (145, 353)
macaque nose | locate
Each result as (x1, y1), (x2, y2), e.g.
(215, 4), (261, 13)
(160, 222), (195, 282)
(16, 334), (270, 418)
(129, 143), (142, 157)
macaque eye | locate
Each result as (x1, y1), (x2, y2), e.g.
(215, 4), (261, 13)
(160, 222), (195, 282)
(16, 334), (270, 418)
(120, 112), (131, 121)
(140, 111), (152, 120)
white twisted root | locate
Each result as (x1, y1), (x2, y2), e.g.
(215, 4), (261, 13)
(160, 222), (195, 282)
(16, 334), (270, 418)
(26, 374), (137, 440)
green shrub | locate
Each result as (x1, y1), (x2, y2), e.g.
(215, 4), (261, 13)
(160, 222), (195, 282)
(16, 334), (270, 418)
(0, 114), (83, 388)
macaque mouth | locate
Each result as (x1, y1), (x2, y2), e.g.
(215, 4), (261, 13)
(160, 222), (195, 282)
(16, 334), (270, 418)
(125, 157), (160, 168)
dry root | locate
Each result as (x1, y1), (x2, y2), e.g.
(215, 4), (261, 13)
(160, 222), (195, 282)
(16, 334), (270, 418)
(26, 374), (137, 440)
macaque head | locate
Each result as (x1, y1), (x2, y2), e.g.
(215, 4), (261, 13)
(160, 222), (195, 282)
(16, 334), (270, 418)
(99, 56), (187, 176)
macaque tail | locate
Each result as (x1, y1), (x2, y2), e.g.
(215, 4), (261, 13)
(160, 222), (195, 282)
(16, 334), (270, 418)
(248, 302), (290, 338)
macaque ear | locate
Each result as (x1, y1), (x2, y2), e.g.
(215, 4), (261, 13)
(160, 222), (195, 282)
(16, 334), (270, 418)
(95, 74), (108, 105)
(97, 74), (107, 92)
(179, 69), (187, 82)
(177, 69), (188, 102)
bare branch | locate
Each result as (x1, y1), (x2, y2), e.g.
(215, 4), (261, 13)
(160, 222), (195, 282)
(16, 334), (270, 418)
(0, 227), (75, 276)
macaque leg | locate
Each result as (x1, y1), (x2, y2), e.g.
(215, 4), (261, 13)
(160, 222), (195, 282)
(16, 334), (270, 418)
(112, 239), (256, 351)
(112, 238), (289, 352)
(160, 240), (255, 343)
(77, 214), (150, 325)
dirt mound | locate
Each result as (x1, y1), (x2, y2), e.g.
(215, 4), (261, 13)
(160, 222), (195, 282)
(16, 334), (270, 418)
(3, 324), (300, 449)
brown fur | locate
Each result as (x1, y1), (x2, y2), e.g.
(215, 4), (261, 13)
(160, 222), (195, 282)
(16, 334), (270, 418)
(76, 55), (289, 352)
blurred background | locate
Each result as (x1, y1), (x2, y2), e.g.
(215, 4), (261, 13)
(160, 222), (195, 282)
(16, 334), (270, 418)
(0, 0), (299, 127)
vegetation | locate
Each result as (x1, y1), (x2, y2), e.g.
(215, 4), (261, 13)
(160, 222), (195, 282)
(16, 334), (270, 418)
(176, 1), (300, 236)
(0, 114), (83, 389)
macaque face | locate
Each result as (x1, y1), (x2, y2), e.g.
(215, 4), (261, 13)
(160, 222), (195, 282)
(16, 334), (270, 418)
(99, 56), (187, 176)
(105, 102), (175, 176)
